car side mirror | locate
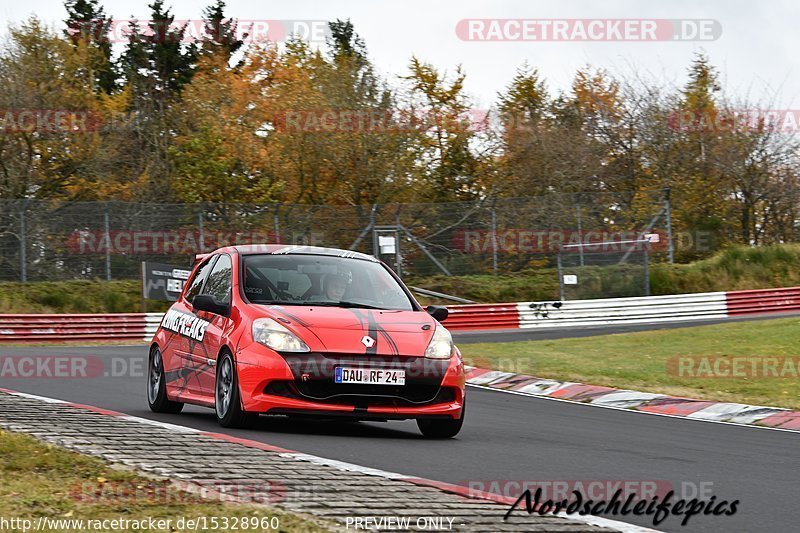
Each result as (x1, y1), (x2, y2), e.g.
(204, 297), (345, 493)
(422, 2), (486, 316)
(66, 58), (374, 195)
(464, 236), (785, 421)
(425, 305), (449, 322)
(192, 295), (229, 317)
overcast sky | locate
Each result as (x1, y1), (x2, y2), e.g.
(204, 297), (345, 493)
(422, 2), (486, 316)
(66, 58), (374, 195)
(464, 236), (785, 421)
(1, 0), (796, 108)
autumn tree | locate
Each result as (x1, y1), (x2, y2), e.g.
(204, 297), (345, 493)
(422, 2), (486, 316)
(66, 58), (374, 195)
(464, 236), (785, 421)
(199, 0), (246, 63)
(118, 0), (197, 199)
(404, 57), (480, 201)
(169, 49), (283, 211)
(670, 53), (728, 241)
(63, 0), (117, 93)
(0, 17), (114, 199)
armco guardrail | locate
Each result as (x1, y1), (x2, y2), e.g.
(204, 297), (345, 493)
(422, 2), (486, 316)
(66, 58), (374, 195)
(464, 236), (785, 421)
(517, 292), (729, 329)
(1, 287), (799, 342)
(0, 313), (163, 343)
(444, 303), (520, 330)
(726, 287), (800, 316)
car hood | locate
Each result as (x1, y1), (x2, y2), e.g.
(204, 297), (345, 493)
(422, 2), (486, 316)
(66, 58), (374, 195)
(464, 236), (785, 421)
(254, 304), (437, 356)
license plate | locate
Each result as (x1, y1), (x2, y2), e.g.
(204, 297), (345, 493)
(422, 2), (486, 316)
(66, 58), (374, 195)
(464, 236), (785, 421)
(334, 367), (405, 385)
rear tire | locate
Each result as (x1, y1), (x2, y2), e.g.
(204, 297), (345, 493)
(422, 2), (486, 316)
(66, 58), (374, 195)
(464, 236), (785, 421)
(215, 351), (257, 428)
(147, 346), (184, 414)
(417, 400), (465, 439)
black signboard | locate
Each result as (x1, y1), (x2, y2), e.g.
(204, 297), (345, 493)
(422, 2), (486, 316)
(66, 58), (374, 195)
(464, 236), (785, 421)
(141, 262), (192, 302)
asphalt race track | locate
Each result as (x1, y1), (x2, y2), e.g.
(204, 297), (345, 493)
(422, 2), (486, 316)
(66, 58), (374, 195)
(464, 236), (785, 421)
(0, 343), (796, 533)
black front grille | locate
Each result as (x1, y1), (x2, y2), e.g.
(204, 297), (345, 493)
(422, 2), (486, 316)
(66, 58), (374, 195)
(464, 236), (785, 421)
(296, 380), (442, 403)
(264, 352), (453, 407)
(264, 380), (456, 407)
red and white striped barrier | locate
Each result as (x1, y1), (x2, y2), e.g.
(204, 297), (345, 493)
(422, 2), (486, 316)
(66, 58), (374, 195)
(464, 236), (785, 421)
(448, 286), (800, 331)
(444, 303), (521, 330)
(0, 313), (163, 343)
(725, 287), (800, 316)
(1, 286), (800, 342)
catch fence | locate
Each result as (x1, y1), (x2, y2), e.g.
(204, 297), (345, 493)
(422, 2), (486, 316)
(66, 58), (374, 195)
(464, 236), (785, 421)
(0, 190), (675, 290)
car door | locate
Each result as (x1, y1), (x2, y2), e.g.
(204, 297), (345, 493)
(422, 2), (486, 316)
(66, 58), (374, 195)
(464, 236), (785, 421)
(164, 254), (217, 397)
(192, 253), (233, 397)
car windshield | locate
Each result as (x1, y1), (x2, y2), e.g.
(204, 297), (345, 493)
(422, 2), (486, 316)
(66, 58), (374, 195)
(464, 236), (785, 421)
(242, 254), (414, 311)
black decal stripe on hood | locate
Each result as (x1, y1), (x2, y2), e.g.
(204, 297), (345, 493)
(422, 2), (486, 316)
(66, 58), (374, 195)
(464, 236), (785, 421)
(271, 308), (312, 329)
(348, 309), (400, 356)
(364, 310), (379, 355)
(345, 309), (376, 354)
(378, 329), (400, 355)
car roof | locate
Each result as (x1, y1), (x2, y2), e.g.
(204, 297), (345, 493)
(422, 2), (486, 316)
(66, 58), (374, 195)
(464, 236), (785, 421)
(214, 244), (379, 262)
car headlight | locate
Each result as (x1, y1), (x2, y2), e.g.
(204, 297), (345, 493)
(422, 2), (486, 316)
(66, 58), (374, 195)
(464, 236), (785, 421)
(424, 323), (453, 359)
(252, 318), (310, 353)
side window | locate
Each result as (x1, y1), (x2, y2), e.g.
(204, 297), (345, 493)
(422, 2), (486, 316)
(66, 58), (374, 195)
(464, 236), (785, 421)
(203, 254), (232, 304)
(184, 256), (217, 303)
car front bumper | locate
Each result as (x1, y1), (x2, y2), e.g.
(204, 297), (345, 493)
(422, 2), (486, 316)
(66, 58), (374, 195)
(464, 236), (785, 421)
(235, 343), (465, 420)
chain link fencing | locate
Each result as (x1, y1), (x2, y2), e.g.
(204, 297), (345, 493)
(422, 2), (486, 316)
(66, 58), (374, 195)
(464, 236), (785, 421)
(557, 240), (651, 300)
(0, 190), (678, 293)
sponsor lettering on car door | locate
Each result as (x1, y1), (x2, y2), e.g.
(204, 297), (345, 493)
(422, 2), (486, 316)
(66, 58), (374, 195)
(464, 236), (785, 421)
(162, 255), (215, 396)
(193, 253), (234, 396)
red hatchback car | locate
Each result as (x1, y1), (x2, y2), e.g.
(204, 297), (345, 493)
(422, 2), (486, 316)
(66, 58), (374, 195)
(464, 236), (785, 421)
(147, 245), (466, 438)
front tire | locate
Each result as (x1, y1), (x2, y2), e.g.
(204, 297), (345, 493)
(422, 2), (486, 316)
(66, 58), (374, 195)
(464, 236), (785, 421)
(215, 351), (257, 428)
(417, 400), (465, 439)
(147, 346), (184, 414)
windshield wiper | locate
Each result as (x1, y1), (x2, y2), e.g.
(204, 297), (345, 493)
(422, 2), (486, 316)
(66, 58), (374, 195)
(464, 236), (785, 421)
(250, 300), (307, 306)
(310, 300), (387, 310)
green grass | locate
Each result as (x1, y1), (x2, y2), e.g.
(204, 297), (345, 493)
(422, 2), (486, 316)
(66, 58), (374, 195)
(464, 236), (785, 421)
(459, 316), (800, 410)
(0, 429), (331, 532)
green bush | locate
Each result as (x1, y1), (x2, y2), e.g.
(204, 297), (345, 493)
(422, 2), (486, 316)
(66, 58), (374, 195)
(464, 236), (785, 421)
(0, 280), (170, 314)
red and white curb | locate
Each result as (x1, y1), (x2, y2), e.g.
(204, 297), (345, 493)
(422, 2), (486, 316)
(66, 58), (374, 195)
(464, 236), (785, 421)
(466, 367), (800, 432)
(0, 387), (657, 533)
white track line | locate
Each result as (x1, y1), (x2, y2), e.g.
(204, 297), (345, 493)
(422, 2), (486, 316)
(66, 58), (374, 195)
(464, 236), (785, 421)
(0, 388), (660, 533)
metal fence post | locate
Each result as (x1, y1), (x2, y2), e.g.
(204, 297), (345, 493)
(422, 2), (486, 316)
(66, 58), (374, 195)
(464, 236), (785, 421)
(19, 201), (27, 283)
(198, 206), (205, 253)
(644, 243), (651, 296)
(395, 209), (402, 278)
(575, 195), (585, 267)
(349, 204), (376, 251)
(664, 187), (674, 264)
(557, 248), (565, 301)
(104, 205), (112, 281)
(273, 206), (281, 244)
(490, 207), (498, 276)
